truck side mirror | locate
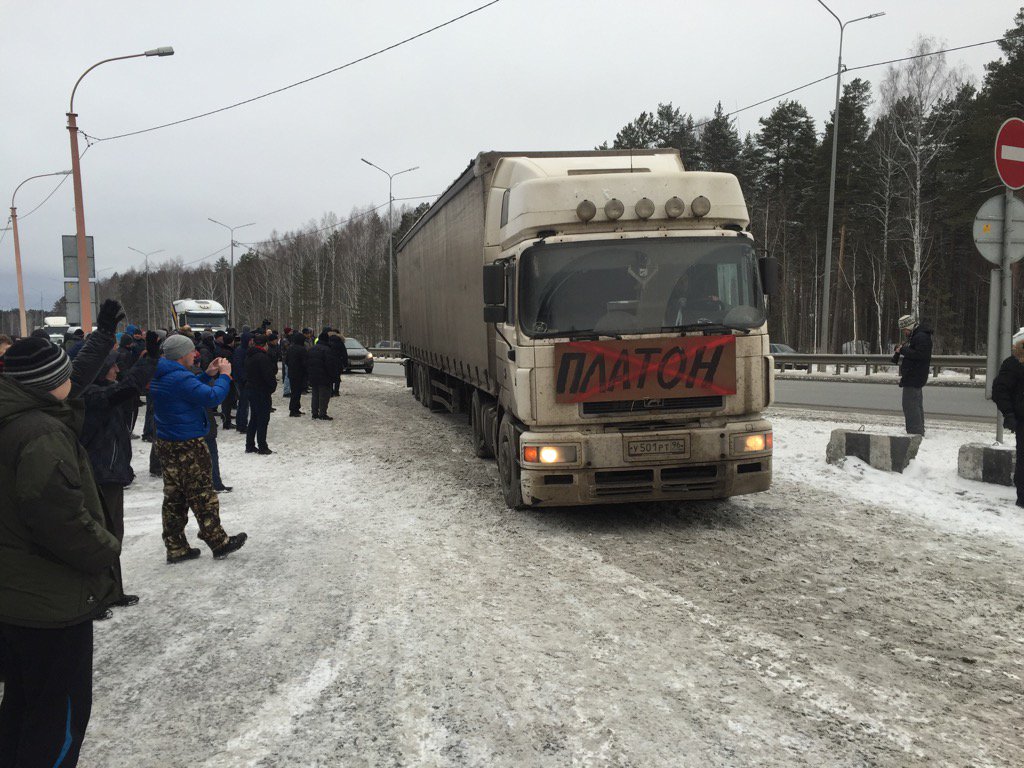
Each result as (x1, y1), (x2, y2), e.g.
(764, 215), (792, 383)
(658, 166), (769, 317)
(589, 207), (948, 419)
(483, 263), (507, 323)
(759, 256), (780, 296)
(483, 306), (506, 323)
(482, 263), (506, 305)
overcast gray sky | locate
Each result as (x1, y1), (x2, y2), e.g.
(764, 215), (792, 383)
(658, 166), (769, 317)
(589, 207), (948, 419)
(1, 0), (1019, 313)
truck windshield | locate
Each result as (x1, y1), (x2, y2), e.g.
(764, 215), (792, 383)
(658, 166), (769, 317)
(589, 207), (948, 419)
(182, 313), (227, 327)
(519, 237), (766, 338)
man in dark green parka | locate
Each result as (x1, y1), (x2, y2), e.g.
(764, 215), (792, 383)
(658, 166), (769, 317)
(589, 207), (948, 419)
(0, 310), (123, 766)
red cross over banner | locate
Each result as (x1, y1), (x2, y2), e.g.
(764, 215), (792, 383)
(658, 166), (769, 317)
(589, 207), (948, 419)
(553, 335), (737, 404)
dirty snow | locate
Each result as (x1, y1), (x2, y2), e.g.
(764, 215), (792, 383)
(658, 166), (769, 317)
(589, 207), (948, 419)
(17, 375), (1024, 766)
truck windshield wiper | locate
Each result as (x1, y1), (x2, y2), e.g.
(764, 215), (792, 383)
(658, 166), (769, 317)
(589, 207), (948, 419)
(567, 332), (623, 341)
(664, 322), (752, 335)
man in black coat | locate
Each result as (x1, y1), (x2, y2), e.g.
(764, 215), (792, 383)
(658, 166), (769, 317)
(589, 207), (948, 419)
(285, 331), (308, 417)
(80, 331), (161, 608)
(992, 329), (1024, 507)
(244, 334), (277, 454)
(328, 332), (349, 397)
(891, 315), (933, 436)
(306, 330), (334, 420)
(232, 332), (251, 432)
(216, 333), (236, 428)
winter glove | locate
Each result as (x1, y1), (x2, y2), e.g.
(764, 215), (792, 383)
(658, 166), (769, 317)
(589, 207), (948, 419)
(145, 330), (161, 358)
(1004, 414), (1018, 433)
(96, 299), (125, 334)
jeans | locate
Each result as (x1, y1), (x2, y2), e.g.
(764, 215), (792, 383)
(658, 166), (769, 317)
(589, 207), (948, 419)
(901, 386), (924, 435)
(246, 389), (272, 449)
(282, 363), (291, 397)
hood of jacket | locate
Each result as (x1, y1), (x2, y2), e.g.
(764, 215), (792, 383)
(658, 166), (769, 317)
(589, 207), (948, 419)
(289, 331), (306, 346)
(0, 375), (82, 435)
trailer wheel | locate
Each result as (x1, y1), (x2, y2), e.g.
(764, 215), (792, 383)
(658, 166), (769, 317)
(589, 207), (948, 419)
(417, 364), (431, 408)
(470, 391), (493, 459)
(410, 361), (421, 400)
(497, 414), (525, 510)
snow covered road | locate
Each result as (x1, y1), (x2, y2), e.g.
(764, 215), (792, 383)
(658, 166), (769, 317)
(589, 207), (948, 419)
(73, 375), (1023, 767)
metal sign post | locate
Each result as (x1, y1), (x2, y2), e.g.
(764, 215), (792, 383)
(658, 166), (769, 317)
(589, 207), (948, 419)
(977, 118), (1024, 442)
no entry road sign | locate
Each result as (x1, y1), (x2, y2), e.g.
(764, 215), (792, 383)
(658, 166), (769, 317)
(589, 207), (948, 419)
(995, 117), (1024, 190)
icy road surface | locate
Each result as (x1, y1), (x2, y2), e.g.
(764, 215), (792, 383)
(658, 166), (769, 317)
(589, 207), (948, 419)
(67, 375), (1023, 767)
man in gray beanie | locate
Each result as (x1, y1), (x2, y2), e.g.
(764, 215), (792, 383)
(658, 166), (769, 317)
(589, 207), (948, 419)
(891, 314), (933, 436)
(0, 337), (120, 765)
(149, 333), (247, 563)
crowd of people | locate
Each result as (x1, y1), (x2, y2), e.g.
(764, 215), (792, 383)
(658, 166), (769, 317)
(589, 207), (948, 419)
(0, 301), (353, 766)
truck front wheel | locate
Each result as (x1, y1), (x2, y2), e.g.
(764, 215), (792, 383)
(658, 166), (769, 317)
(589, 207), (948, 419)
(497, 414), (526, 510)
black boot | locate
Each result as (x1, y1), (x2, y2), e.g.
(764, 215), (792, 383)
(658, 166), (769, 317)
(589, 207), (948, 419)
(167, 547), (202, 564)
(213, 533), (248, 559)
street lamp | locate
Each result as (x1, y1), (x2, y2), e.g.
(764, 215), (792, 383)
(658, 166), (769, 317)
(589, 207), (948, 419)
(67, 46), (174, 331)
(361, 158), (419, 344)
(817, 2), (883, 353)
(127, 246), (164, 330)
(208, 218), (255, 325)
(10, 171), (73, 337)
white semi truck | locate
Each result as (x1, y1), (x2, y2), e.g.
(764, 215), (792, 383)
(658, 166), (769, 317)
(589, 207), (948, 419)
(397, 150), (778, 509)
(169, 299), (228, 332)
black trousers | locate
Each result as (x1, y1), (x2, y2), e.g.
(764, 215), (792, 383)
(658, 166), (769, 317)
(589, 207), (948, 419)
(0, 620), (94, 768)
(221, 381), (237, 427)
(246, 389), (272, 450)
(311, 384), (331, 418)
(98, 484), (126, 601)
(288, 380), (304, 415)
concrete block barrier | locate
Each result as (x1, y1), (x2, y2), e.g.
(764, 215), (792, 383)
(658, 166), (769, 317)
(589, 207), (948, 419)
(957, 443), (1014, 486)
(825, 430), (923, 473)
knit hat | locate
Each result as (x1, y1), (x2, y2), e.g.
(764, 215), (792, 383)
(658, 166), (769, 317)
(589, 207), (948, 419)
(162, 334), (196, 360)
(897, 314), (916, 330)
(252, 333), (268, 347)
(126, 324), (140, 336)
(1013, 328), (1024, 346)
(1, 337), (72, 391)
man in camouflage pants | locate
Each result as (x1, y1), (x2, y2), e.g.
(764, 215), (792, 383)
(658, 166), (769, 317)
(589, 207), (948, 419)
(149, 334), (247, 563)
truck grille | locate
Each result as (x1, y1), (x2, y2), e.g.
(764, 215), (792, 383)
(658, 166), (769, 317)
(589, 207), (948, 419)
(593, 465), (720, 496)
(582, 395), (723, 416)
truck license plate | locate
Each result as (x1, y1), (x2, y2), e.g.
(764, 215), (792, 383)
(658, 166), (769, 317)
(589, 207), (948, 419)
(626, 437), (689, 459)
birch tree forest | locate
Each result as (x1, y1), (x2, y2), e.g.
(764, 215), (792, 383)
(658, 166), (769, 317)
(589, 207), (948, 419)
(65, 9), (1023, 353)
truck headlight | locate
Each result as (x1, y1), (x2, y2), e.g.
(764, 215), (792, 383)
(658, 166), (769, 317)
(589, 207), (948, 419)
(732, 432), (772, 454)
(522, 444), (579, 465)
(366, 352), (374, 360)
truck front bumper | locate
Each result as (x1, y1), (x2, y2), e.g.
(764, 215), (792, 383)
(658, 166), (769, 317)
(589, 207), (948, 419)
(517, 421), (772, 506)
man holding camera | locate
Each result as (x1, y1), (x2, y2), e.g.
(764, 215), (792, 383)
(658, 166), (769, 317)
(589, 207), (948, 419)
(150, 334), (247, 563)
(891, 315), (933, 436)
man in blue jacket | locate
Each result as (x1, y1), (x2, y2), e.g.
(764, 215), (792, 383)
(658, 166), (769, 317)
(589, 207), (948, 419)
(150, 334), (246, 563)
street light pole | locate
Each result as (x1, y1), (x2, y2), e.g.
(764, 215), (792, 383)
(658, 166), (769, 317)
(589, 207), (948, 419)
(67, 46), (174, 331)
(127, 246), (164, 329)
(817, 2), (883, 353)
(361, 158), (418, 344)
(10, 171), (73, 336)
(208, 218), (255, 325)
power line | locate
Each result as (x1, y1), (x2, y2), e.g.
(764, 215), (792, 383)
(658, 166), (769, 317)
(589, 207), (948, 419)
(694, 34), (1020, 129)
(88, 1), (502, 143)
(235, 194), (439, 250)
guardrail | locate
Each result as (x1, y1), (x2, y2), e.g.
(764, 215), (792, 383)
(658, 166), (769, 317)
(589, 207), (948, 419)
(774, 353), (987, 379)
